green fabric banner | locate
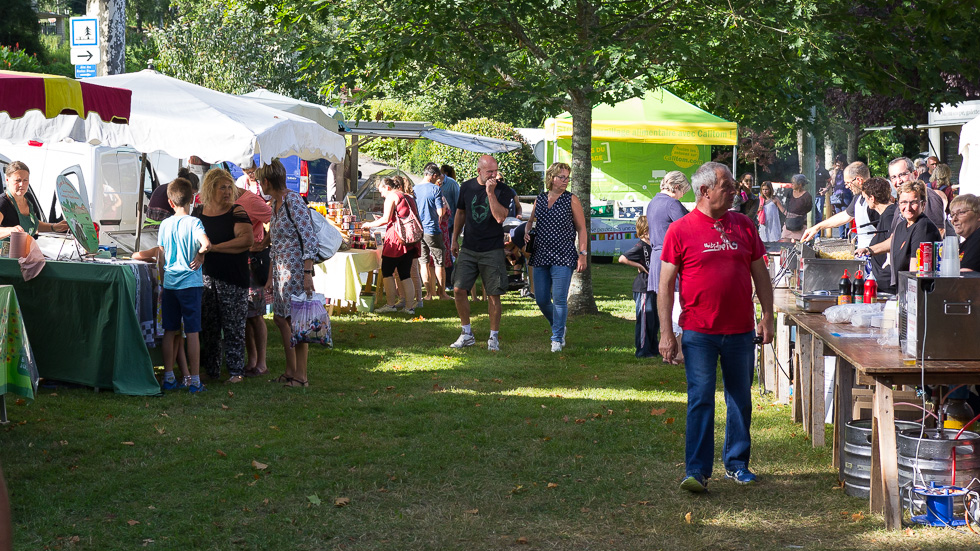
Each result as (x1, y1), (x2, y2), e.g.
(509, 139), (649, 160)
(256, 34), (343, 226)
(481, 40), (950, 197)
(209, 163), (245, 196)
(551, 139), (706, 202)
(0, 259), (160, 396)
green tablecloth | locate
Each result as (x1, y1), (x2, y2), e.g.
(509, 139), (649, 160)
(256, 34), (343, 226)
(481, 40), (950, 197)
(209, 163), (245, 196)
(0, 259), (160, 396)
(0, 285), (37, 400)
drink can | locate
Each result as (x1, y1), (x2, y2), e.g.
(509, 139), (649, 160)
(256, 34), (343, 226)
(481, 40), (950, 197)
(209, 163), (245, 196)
(935, 241), (943, 273)
(920, 242), (933, 274)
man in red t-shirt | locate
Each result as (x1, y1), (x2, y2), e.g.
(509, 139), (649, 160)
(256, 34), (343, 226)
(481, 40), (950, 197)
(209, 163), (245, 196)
(658, 162), (775, 493)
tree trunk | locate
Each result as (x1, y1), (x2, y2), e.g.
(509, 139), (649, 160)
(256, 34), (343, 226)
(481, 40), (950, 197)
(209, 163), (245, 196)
(824, 136), (834, 168)
(846, 128), (860, 164)
(796, 128), (804, 172)
(566, 90), (598, 315)
(87, 0), (126, 75)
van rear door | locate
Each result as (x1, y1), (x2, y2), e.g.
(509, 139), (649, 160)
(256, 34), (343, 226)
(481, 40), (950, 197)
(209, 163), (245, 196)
(98, 149), (141, 231)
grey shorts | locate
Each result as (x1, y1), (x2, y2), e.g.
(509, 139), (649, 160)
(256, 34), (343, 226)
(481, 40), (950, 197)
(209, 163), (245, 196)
(453, 247), (508, 296)
(420, 233), (446, 267)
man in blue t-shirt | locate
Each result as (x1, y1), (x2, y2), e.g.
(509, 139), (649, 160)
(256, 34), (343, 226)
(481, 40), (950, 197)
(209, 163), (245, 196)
(414, 163), (450, 300)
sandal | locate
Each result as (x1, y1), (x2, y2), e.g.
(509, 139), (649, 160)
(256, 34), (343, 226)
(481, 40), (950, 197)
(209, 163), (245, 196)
(243, 367), (269, 378)
(270, 374), (291, 383)
(227, 375), (244, 384)
(283, 378), (309, 387)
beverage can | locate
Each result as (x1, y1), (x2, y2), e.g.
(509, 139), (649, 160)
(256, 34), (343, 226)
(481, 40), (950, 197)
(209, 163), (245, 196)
(920, 242), (933, 274)
(935, 241), (943, 273)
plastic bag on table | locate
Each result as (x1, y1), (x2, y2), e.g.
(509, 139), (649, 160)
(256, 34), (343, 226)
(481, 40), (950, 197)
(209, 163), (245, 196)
(289, 292), (332, 348)
(823, 302), (883, 325)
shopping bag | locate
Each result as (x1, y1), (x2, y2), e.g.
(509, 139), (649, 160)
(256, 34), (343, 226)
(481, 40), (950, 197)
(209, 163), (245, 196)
(289, 292), (332, 348)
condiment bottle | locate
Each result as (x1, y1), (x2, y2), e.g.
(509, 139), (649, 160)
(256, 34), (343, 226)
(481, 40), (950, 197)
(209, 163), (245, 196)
(863, 275), (877, 303)
(838, 269), (852, 305)
(853, 270), (865, 303)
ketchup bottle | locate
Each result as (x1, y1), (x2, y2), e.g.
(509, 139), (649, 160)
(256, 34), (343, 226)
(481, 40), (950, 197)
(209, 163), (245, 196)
(853, 270), (865, 303)
(864, 275), (878, 303)
(838, 269), (852, 305)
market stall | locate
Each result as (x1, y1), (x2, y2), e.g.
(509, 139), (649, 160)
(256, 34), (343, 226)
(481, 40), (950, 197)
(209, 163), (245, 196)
(764, 240), (980, 530)
(0, 259), (159, 395)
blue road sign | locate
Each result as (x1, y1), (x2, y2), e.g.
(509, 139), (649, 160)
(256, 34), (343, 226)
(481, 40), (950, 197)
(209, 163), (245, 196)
(70, 18), (99, 47)
(75, 65), (97, 79)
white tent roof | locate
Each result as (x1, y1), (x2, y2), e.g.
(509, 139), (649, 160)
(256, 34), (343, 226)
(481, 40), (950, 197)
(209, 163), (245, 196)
(960, 115), (980, 196)
(342, 121), (522, 154)
(86, 70), (346, 166)
(238, 89), (343, 134)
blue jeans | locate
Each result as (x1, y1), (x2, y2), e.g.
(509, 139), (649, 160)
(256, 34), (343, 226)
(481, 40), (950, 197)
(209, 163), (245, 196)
(533, 265), (573, 342)
(682, 330), (755, 479)
(813, 196), (824, 224)
(634, 291), (659, 357)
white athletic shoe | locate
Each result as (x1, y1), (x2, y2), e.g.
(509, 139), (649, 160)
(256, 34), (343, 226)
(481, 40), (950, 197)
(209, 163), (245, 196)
(450, 333), (476, 348)
(375, 304), (398, 313)
(551, 341), (563, 353)
(487, 335), (500, 352)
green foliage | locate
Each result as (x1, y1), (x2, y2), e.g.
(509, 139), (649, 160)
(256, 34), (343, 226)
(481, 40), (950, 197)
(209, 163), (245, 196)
(37, 35), (72, 78)
(353, 98), (428, 170)
(428, 118), (541, 195)
(859, 131), (905, 177)
(0, 45), (41, 72)
(125, 29), (158, 73)
(0, 0), (45, 59)
(149, 1), (317, 98)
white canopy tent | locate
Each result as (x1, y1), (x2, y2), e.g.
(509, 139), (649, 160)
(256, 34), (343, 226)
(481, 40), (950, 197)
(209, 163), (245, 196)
(341, 121), (522, 154)
(238, 89), (344, 134)
(959, 115), (980, 196)
(87, 70), (346, 166)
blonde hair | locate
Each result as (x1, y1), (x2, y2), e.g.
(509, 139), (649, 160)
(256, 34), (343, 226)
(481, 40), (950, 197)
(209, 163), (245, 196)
(545, 162), (571, 191)
(931, 163), (952, 188)
(199, 168), (235, 206)
(661, 171), (690, 194)
(898, 180), (928, 203)
(950, 194), (980, 217)
(635, 215), (649, 240)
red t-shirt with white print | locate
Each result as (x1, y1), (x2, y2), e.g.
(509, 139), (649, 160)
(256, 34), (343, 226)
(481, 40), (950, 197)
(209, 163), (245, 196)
(661, 208), (764, 334)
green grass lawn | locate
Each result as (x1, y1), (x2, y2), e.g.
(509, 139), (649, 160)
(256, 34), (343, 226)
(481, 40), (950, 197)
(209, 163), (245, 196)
(1, 263), (975, 549)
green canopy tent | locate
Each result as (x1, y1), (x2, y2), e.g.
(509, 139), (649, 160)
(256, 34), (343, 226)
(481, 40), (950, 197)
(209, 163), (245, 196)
(544, 89), (738, 203)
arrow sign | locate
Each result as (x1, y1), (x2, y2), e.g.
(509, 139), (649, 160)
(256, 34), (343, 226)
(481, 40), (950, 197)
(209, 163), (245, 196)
(70, 47), (101, 65)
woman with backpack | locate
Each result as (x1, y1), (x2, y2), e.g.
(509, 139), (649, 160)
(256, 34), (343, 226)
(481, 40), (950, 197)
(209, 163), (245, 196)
(362, 177), (423, 315)
(259, 159), (319, 388)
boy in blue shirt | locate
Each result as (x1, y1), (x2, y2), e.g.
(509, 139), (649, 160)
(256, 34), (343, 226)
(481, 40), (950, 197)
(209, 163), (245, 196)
(135, 178), (210, 392)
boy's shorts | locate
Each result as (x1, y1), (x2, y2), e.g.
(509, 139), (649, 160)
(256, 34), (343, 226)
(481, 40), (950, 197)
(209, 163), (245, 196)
(162, 287), (203, 333)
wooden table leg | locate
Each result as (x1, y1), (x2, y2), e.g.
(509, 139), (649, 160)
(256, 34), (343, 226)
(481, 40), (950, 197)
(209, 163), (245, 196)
(834, 358), (854, 477)
(776, 312), (792, 405)
(799, 332), (812, 433)
(870, 379), (901, 529)
(811, 338), (825, 447)
(763, 340), (776, 396)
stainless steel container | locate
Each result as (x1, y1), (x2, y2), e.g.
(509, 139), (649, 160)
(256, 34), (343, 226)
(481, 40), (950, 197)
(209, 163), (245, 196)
(792, 258), (866, 294)
(899, 272), (980, 360)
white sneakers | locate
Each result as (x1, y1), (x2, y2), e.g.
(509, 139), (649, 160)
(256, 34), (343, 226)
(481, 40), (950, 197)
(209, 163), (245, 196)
(450, 333), (476, 348)
(551, 341), (563, 353)
(450, 332), (500, 351)
(375, 304), (399, 313)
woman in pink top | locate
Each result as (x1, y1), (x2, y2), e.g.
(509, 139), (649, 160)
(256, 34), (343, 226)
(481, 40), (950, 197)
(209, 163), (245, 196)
(235, 186), (273, 377)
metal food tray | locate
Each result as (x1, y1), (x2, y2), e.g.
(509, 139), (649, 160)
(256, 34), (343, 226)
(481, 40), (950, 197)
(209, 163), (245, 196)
(795, 292), (840, 313)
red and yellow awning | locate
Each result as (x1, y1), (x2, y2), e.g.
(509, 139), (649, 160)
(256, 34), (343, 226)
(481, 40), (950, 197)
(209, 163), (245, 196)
(0, 69), (131, 123)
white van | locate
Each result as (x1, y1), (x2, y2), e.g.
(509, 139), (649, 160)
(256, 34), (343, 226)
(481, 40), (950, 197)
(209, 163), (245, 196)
(0, 141), (158, 248)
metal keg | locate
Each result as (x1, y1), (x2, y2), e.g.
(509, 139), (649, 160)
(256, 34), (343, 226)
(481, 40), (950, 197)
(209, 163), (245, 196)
(897, 428), (980, 513)
(843, 419), (922, 498)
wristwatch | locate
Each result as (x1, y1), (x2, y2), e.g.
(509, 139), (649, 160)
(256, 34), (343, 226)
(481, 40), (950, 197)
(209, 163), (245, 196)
(303, 269), (314, 275)
(578, 251), (587, 256)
